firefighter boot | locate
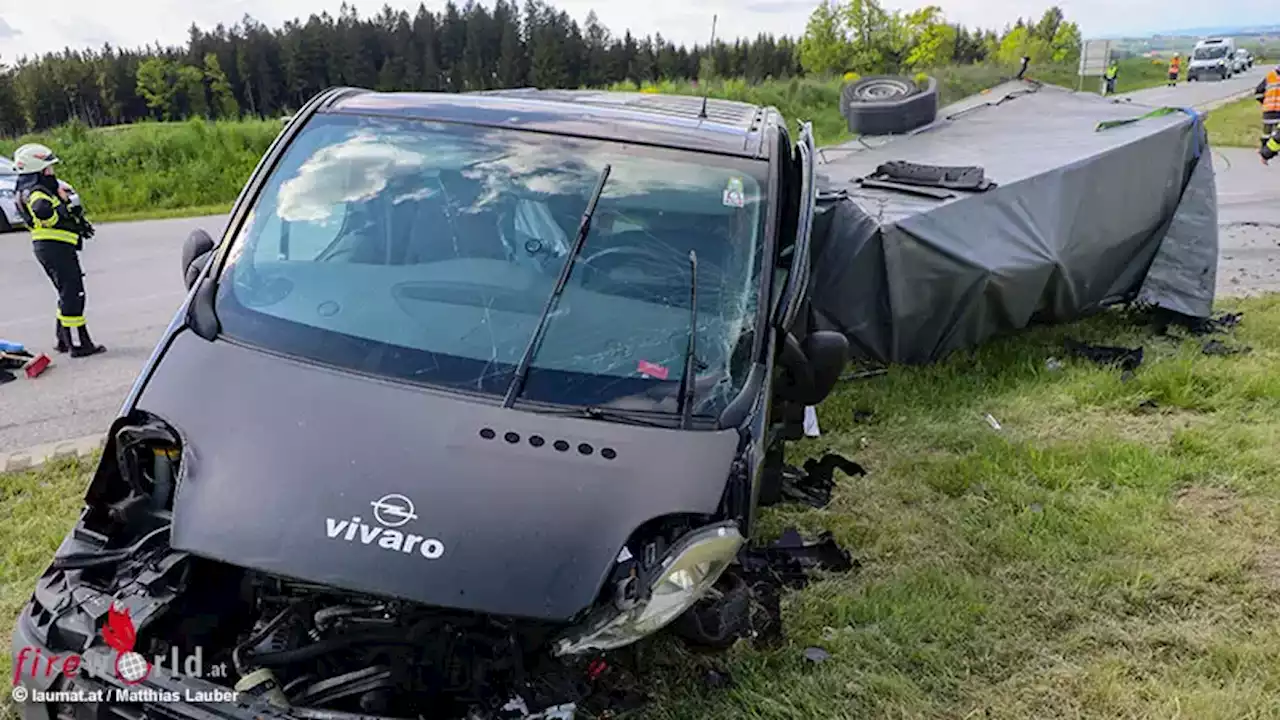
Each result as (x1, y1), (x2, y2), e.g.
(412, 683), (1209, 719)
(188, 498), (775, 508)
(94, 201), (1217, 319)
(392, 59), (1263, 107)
(54, 321), (71, 354)
(70, 325), (107, 358)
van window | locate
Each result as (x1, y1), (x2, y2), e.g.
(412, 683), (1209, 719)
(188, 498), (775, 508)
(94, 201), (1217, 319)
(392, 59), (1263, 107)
(216, 112), (771, 418)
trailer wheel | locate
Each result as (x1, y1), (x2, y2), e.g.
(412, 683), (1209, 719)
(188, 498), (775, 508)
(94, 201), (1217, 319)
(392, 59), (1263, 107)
(840, 75), (939, 136)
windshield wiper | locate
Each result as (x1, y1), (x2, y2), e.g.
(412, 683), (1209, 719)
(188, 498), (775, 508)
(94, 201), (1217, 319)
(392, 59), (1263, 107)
(677, 250), (698, 429)
(527, 405), (678, 428)
(503, 164), (613, 408)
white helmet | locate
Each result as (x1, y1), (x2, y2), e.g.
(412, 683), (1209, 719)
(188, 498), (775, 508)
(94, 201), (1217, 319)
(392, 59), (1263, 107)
(13, 143), (59, 174)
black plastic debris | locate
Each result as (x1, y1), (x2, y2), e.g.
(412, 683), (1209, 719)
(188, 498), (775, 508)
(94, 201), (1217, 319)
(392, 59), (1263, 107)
(733, 529), (857, 647)
(1150, 308), (1243, 337)
(0, 368), (15, 385)
(779, 453), (867, 509)
(1064, 338), (1144, 372)
(1137, 399), (1159, 412)
(1202, 339), (1252, 356)
(802, 647), (832, 664)
(852, 409), (875, 424)
(703, 669), (733, 690)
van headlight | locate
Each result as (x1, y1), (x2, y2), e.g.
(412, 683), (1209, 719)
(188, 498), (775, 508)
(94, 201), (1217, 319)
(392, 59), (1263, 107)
(553, 523), (744, 656)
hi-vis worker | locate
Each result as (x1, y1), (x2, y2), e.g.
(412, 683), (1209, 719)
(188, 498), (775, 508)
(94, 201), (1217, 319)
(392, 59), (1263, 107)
(1167, 54), (1181, 86)
(1261, 127), (1280, 165)
(13, 143), (105, 357)
(1255, 64), (1280, 150)
(1104, 61), (1119, 95)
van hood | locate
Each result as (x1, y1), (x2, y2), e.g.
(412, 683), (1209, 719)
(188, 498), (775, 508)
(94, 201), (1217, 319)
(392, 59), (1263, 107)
(132, 331), (740, 621)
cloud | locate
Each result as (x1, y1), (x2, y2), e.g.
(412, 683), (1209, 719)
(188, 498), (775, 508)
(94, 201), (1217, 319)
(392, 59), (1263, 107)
(0, 17), (21, 38)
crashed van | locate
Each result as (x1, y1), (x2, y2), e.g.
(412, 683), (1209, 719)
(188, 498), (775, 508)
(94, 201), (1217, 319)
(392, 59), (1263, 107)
(10, 87), (847, 719)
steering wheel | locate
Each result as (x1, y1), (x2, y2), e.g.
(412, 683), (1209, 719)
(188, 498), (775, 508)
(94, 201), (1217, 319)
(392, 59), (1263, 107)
(577, 236), (689, 289)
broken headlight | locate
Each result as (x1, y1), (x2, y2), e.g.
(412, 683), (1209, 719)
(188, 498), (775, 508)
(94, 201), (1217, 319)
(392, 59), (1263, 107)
(553, 522), (744, 656)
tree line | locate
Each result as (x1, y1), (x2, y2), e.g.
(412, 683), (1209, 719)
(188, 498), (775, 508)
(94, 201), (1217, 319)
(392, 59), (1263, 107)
(0, 0), (1080, 137)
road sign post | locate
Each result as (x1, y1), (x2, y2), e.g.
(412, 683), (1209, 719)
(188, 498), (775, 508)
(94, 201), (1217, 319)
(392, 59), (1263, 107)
(1078, 39), (1113, 93)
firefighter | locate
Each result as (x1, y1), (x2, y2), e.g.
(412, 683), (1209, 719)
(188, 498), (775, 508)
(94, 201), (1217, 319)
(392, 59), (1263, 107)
(1167, 53), (1181, 86)
(1262, 126), (1280, 165)
(13, 143), (106, 357)
(1104, 60), (1119, 95)
(1255, 64), (1280, 150)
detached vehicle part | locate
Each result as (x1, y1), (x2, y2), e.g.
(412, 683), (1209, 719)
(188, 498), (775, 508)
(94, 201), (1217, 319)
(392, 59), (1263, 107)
(11, 86), (847, 720)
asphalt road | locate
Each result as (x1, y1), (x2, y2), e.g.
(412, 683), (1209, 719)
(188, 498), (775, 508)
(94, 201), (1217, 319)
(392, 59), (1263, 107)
(0, 215), (225, 452)
(2, 71), (1279, 455)
(1121, 66), (1269, 110)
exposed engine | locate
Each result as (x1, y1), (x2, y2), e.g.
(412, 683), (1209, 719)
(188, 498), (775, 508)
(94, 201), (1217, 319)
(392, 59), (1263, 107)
(223, 573), (567, 719)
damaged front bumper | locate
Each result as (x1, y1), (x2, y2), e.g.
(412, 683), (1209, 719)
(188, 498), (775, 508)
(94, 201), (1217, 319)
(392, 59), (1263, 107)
(12, 615), (574, 720)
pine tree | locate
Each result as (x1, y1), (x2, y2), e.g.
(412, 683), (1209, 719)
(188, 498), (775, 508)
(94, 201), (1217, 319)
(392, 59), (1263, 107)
(204, 53), (240, 118)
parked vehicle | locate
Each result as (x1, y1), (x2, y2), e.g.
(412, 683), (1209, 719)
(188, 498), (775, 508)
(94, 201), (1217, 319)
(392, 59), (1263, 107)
(1234, 48), (1254, 72)
(0, 159), (82, 233)
(1188, 37), (1237, 80)
(10, 87), (847, 720)
(0, 158), (24, 232)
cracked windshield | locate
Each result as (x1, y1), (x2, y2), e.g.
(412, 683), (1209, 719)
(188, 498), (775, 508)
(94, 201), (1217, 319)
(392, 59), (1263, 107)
(216, 112), (767, 418)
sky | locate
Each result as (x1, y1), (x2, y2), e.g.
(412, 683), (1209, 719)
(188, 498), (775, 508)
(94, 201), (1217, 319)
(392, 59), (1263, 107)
(0, 0), (1272, 63)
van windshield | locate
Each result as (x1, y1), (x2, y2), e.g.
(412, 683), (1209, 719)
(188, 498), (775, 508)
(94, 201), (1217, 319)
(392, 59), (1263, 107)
(1194, 45), (1229, 60)
(215, 112), (769, 419)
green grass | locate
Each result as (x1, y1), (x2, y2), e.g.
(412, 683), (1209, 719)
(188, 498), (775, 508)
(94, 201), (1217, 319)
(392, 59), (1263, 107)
(1205, 97), (1267, 148)
(1110, 57), (1181, 94)
(0, 455), (98, 712)
(0, 117), (283, 221)
(5, 297), (1280, 718)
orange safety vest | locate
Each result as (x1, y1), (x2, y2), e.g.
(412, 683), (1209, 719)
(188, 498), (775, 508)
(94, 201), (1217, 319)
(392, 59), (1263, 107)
(1264, 70), (1280, 113)
(1169, 57), (1181, 73)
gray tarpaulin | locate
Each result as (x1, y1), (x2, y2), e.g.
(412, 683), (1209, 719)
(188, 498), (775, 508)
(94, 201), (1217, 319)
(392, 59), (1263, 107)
(808, 80), (1218, 364)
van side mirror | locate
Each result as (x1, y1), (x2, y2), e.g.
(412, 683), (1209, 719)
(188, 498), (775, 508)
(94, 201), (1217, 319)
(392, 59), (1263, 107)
(775, 330), (850, 406)
(182, 229), (217, 289)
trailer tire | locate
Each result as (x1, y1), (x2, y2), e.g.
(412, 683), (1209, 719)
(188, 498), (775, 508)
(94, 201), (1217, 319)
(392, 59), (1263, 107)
(840, 75), (938, 136)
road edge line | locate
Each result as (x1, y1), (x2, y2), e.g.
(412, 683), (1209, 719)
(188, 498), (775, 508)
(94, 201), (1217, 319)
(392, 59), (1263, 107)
(0, 433), (106, 474)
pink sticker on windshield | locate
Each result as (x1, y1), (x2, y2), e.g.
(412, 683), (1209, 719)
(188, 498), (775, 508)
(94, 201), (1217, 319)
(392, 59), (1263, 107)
(637, 360), (670, 380)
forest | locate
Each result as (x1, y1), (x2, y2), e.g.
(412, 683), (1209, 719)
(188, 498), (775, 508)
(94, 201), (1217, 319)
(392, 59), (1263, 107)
(0, 0), (1081, 136)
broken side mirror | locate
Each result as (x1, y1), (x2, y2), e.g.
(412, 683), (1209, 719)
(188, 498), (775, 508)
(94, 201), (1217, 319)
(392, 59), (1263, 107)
(776, 330), (850, 406)
(182, 229), (216, 290)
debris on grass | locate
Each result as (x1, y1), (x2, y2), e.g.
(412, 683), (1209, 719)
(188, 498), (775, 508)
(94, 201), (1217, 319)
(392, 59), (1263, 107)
(984, 413), (1002, 431)
(1201, 338), (1252, 356)
(1065, 338), (1144, 372)
(728, 528), (857, 648)
(778, 453), (866, 509)
(802, 647), (832, 664)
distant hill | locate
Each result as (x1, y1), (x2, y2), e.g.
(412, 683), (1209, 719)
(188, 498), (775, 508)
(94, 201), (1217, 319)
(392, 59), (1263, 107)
(1145, 25), (1280, 38)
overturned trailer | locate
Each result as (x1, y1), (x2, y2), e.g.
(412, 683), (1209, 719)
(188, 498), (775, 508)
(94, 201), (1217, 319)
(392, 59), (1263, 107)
(808, 79), (1219, 364)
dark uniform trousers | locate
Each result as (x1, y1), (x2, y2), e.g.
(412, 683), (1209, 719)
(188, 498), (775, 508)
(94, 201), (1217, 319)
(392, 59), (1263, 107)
(32, 239), (87, 329)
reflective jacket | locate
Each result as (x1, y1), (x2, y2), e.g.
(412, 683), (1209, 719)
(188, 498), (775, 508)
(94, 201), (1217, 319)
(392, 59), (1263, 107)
(1105, 65), (1118, 80)
(1169, 57), (1181, 73)
(17, 175), (82, 245)
(1258, 70), (1280, 113)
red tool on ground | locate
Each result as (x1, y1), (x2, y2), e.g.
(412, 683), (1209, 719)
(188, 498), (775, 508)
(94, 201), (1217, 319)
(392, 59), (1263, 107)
(0, 347), (52, 379)
(24, 353), (51, 378)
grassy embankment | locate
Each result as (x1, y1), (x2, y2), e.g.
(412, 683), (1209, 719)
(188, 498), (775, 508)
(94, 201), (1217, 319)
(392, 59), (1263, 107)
(1205, 96), (1268, 148)
(4, 296), (1280, 719)
(1, 61), (1156, 224)
(0, 119), (283, 223)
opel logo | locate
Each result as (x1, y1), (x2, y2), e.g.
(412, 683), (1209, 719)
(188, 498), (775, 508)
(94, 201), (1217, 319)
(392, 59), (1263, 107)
(370, 494), (418, 528)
